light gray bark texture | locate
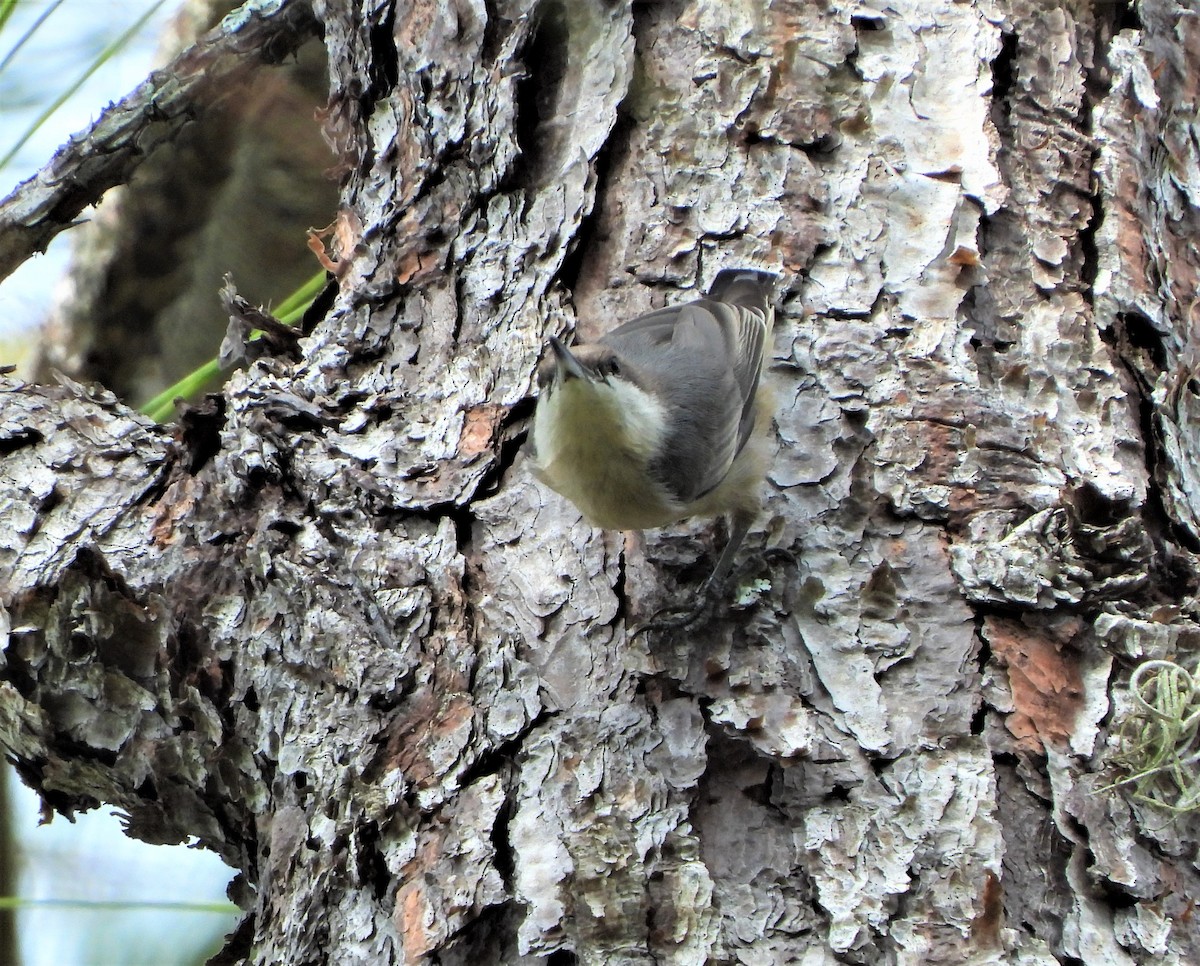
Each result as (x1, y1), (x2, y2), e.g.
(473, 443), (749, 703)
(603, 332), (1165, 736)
(2, 0), (1199, 963)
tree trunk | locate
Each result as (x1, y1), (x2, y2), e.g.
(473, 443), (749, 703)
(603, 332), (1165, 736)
(3, 0), (1199, 964)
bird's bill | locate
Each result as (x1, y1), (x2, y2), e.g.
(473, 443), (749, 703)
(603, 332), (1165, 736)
(549, 336), (591, 382)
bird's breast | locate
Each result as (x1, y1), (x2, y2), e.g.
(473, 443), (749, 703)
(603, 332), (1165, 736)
(532, 378), (682, 530)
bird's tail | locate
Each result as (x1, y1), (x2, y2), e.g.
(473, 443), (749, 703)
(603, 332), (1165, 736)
(707, 269), (781, 312)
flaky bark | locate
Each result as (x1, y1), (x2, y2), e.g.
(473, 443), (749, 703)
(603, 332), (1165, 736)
(3, 1), (1200, 964)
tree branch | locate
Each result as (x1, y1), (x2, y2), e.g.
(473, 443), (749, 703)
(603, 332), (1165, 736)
(0, 0), (320, 283)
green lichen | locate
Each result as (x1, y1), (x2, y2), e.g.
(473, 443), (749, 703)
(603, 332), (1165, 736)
(1106, 659), (1200, 813)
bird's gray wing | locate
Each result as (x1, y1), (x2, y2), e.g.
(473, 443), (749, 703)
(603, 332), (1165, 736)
(690, 298), (770, 455)
(702, 272), (779, 442)
(600, 294), (772, 505)
(657, 305), (744, 502)
(601, 302), (686, 345)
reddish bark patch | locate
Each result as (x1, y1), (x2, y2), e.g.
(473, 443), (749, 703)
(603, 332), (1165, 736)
(458, 404), (505, 459)
(985, 615), (1084, 754)
(970, 870), (1004, 949)
(149, 477), (198, 546)
(384, 692), (474, 788)
(393, 875), (435, 962)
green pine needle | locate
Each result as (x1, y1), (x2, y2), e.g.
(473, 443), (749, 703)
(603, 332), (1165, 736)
(140, 357), (225, 424)
(0, 0), (66, 76)
(0, 896), (236, 914)
(0, 0), (169, 172)
(140, 269), (328, 423)
(0, 0), (21, 35)
(1105, 659), (1200, 813)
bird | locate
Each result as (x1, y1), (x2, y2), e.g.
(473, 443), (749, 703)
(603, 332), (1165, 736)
(532, 268), (781, 593)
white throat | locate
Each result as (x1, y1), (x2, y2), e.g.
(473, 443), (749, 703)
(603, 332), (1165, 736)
(532, 376), (679, 529)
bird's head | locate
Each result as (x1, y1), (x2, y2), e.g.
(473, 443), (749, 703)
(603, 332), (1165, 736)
(537, 336), (630, 393)
(533, 335), (668, 466)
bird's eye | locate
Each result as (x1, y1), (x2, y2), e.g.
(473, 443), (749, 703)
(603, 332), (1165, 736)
(607, 359), (621, 376)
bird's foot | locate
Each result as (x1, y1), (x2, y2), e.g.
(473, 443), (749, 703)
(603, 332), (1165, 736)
(629, 592), (719, 640)
(628, 546), (795, 641)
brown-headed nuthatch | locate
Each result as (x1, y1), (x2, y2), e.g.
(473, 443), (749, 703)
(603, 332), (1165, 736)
(532, 269), (781, 591)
